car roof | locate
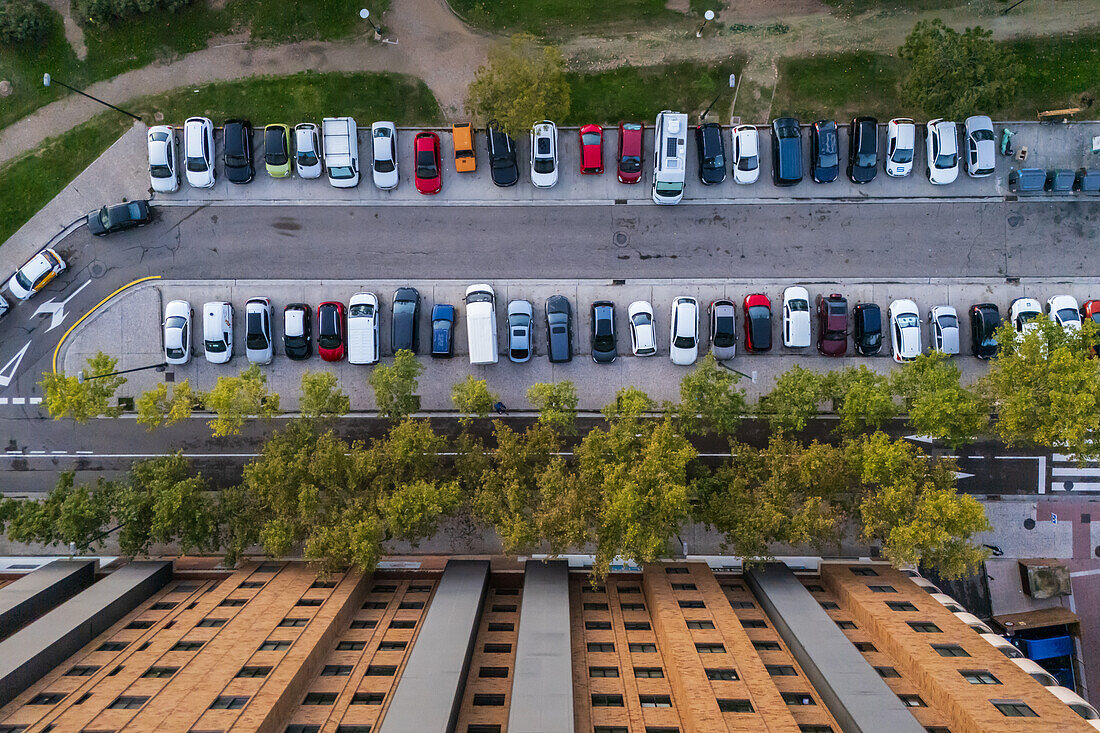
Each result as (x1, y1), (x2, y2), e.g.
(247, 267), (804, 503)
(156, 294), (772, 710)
(350, 292), (377, 306)
(295, 126), (316, 147)
(784, 286), (809, 302)
(893, 122), (915, 147)
(891, 299), (918, 315)
(284, 307), (305, 334)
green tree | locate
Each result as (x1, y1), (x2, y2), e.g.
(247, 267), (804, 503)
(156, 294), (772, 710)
(369, 349), (423, 420)
(831, 366), (898, 435)
(114, 453), (218, 556)
(0, 0), (50, 44)
(526, 381), (578, 435)
(898, 19), (1019, 119)
(757, 365), (828, 434)
(203, 364), (280, 437)
(675, 353), (749, 437)
(299, 371), (350, 420)
(135, 380), (196, 430)
(892, 352), (989, 447)
(451, 375), (499, 423)
(465, 33), (571, 138)
(5, 472), (115, 550)
(39, 352), (126, 422)
(382, 479), (462, 543)
(303, 506), (386, 575)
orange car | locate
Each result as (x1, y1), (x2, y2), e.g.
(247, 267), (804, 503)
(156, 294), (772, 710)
(452, 123), (476, 173)
(1082, 299), (1100, 356)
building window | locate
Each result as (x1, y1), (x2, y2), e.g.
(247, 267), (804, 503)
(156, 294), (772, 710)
(634, 667), (664, 678)
(835, 620), (857, 630)
(767, 665), (798, 676)
(671, 583), (697, 591)
(875, 666), (901, 678)
(589, 667), (619, 678)
(126, 620), (154, 629)
(321, 665), (352, 676)
(799, 727), (834, 733)
(479, 667), (508, 678)
(806, 584), (825, 592)
(398, 601), (424, 610)
(197, 618), (227, 628)
(585, 621), (612, 630)
(907, 621), (942, 633)
(150, 601), (177, 610)
(210, 696), (249, 709)
(468, 727), (501, 733)
(591, 694), (625, 707)
(351, 620), (377, 629)
(582, 585), (606, 593)
(899, 695), (927, 708)
(639, 695), (672, 708)
(296, 598), (323, 607)
(239, 581), (265, 589)
(379, 641), (407, 651)
(782, 692), (816, 705)
(686, 620), (714, 629)
(723, 583), (744, 590)
(495, 588), (518, 595)
(66, 665), (100, 676)
(645, 728), (680, 733)
(587, 642), (615, 653)
(630, 643), (658, 653)
(820, 601), (839, 610)
(717, 699), (753, 712)
(706, 668), (739, 681)
(491, 604), (516, 613)
(335, 726), (372, 733)
(619, 586), (641, 594)
(219, 599), (246, 607)
(741, 619), (767, 629)
(729, 600), (755, 609)
(337, 640), (366, 650)
(73, 692), (92, 705)
(255, 564), (280, 572)
(678, 600), (705, 609)
(279, 618), (307, 627)
(487, 622), (512, 632)
(108, 695), (148, 709)
(472, 694), (505, 706)
(584, 603), (609, 611)
(173, 583), (200, 592)
(924, 728), (951, 733)
(142, 666), (178, 678)
(285, 726), (320, 733)
(665, 567), (689, 574)
(363, 601), (387, 610)
(310, 580), (336, 589)
(868, 585), (897, 593)
(960, 670), (1001, 685)
(365, 665), (397, 676)
(854, 642), (877, 653)
(258, 640), (290, 651)
(593, 728), (628, 733)
(696, 643), (726, 654)
(171, 641), (204, 651)
(933, 644), (970, 658)
(372, 584), (397, 593)
(620, 603), (645, 611)
(29, 693), (67, 705)
(302, 692), (337, 705)
(887, 601), (918, 612)
(752, 640), (781, 651)
(850, 567), (878, 576)
(352, 692), (384, 705)
(107, 664), (124, 675)
(484, 643), (512, 653)
(97, 641), (128, 651)
(237, 666), (271, 678)
(624, 622), (651, 631)
(390, 619), (416, 629)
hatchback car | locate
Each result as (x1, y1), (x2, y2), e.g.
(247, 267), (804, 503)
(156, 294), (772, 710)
(392, 287), (421, 352)
(546, 295), (573, 363)
(628, 300), (657, 356)
(853, 303), (882, 356)
(885, 118), (915, 177)
(706, 300), (736, 360)
(579, 124), (604, 175)
(811, 120), (839, 183)
(486, 123), (519, 187)
(183, 116), (215, 188)
(617, 122), (644, 184)
(695, 122), (726, 185)
(925, 119), (959, 185)
(670, 296), (699, 366)
(245, 297), (274, 365)
(929, 305), (960, 355)
(317, 301), (347, 361)
(1010, 297), (1043, 334)
(1048, 295), (1081, 330)
(263, 123), (291, 178)
(771, 117), (803, 186)
(817, 293), (848, 355)
(223, 119), (254, 184)
(969, 303), (1000, 360)
(847, 117), (878, 184)
(431, 304), (455, 358)
(964, 115), (996, 178)
(591, 301), (617, 363)
(1082, 300), (1100, 356)
(294, 123), (322, 179)
(731, 125), (760, 185)
(508, 299), (533, 363)
(283, 303), (312, 360)
(202, 301), (233, 364)
(414, 131), (442, 195)
(530, 121), (558, 188)
(782, 286), (811, 348)
(8, 248), (65, 300)
(163, 299), (192, 365)
(889, 299), (921, 362)
(744, 294), (773, 352)
(371, 121), (399, 189)
(87, 200), (149, 236)
(347, 292), (379, 365)
(147, 125), (179, 193)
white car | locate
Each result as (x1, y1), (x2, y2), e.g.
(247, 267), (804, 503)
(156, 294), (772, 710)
(889, 299), (922, 362)
(8, 248), (66, 301)
(245, 297), (274, 365)
(1010, 298), (1043, 334)
(530, 121), (558, 188)
(925, 119), (959, 185)
(782, 286), (811, 348)
(507, 299), (533, 363)
(183, 116), (215, 188)
(371, 121), (399, 190)
(348, 292), (380, 365)
(670, 296), (699, 366)
(1048, 295), (1081, 330)
(202, 301), (233, 364)
(964, 115), (995, 178)
(731, 125), (760, 185)
(294, 123), (322, 179)
(163, 299), (193, 366)
(885, 118), (915, 177)
(628, 300), (657, 356)
(928, 305), (960, 355)
(147, 125), (179, 193)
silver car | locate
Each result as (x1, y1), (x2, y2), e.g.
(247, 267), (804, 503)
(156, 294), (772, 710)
(709, 299), (737, 360)
(964, 115), (995, 178)
(245, 297), (274, 364)
(163, 299), (193, 365)
(928, 305), (960, 355)
(294, 123), (322, 179)
(202, 301), (233, 364)
(508, 299), (533, 363)
(371, 121), (399, 190)
(147, 125), (179, 193)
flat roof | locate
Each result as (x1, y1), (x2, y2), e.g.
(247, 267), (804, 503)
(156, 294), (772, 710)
(0, 560), (95, 639)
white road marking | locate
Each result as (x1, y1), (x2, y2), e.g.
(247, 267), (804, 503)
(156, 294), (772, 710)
(1039, 456), (1046, 495)
(29, 397), (41, 404)
(28, 450), (45, 454)
(76, 450), (93, 455)
(32, 279), (92, 332)
(1053, 467), (1100, 477)
(0, 398), (7, 405)
(954, 471), (975, 480)
(1070, 568), (1100, 578)
(1052, 481), (1100, 492)
(11, 398), (24, 405)
(904, 434), (935, 444)
(0, 341), (31, 388)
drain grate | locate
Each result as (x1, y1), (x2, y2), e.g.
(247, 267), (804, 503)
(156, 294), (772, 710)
(613, 231), (629, 247)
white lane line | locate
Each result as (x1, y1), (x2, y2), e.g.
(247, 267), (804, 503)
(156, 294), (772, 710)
(29, 397), (41, 404)
(1070, 568), (1100, 578)
(28, 450), (45, 454)
(11, 397), (24, 405)
(1052, 481), (1100, 492)
(50, 450), (67, 455)
(0, 398), (7, 405)
(1053, 467), (1100, 477)
(76, 450), (94, 455)
(1039, 456), (1046, 495)
(968, 455), (983, 459)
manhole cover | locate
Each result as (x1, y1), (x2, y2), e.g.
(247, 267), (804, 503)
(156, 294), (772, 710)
(1095, 546), (1100, 558)
(1064, 481), (1075, 491)
(1023, 518), (1036, 530)
(0, 80), (11, 97)
(89, 261), (107, 278)
(613, 231), (629, 247)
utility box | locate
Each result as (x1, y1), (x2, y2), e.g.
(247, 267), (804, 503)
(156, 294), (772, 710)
(1018, 559), (1071, 599)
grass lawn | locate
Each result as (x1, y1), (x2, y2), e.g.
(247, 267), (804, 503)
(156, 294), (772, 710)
(447, 0), (675, 35)
(1008, 32), (1100, 117)
(772, 52), (905, 122)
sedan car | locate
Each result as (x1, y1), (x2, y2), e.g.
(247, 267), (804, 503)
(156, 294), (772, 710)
(431, 304), (455, 358)
(530, 120), (558, 188)
(147, 125), (179, 193)
(1082, 300), (1100, 356)
(964, 115), (996, 178)
(486, 123), (519, 187)
(710, 299), (737, 360)
(245, 297), (274, 365)
(202, 301), (233, 364)
(591, 301), (617, 364)
(617, 122), (644, 184)
(853, 302), (882, 356)
(695, 122), (726, 185)
(889, 299), (921, 362)
(392, 287), (421, 353)
(294, 123), (322, 179)
(847, 116), (878, 184)
(508, 299), (533, 363)
(929, 305), (960, 355)
(731, 124), (760, 185)
(413, 131), (442, 195)
(87, 200), (149, 236)
(8, 248), (65, 300)
(970, 303), (1000, 360)
(317, 301), (347, 362)
(817, 293), (848, 355)
(1010, 298), (1043, 335)
(579, 124), (604, 175)
(628, 300), (657, 356)
(885, 118), (915, 177)
(163, 299), (192, 365)
(782, 287), (811, 348)
(263, 123), (292, 178)
(283, 303), (312, 360)
(223, 119), (254, 184)
(183, 116), (215, 188)
(670, 296), (699, 366)
(546, 295), (573, 363)
(925, 119), (959, 185)
(1048, 295), (1082, 330)
(744, 294), (773, 352)
(811, 120), (839, 183)
(371, 121), (399, 189)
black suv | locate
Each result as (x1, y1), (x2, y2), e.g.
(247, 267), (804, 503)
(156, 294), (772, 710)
(811, 120), (838, 183)
(771, 117), (803, 186)
(853, 303), (882, 356)
(695, 122), (726, 185)
(591, 301), (617, 363)
(391, 287), (421, 353)
(223, 119), (253, 184)
(486, 123), (519, 187)
(847, 117), (878, 183)
(969, 303), (1000, 360)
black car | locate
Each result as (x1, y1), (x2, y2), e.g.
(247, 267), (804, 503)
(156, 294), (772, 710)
(771, 117), (803, 186)
(87, 200), (149, 236)
(694, 122), (726, 185)
(486, 123), (519, 187)
(811, 120), (838, 183)
(223, 119), (253, 184)
(431, 303), (455, 358)
(853, 303), (882, 356)
(546, 295), (572, 363)
(283, 303), (312, 360)
(847, 116), (878, 183)
(391, 287), (421, 353)
(591, 301), (617, 364)
(969, 303), (1001, 360)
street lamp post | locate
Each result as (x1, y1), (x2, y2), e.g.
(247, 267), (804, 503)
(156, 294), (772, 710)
(716, 361), (757, 383)
(42, 73), (143, 122)
(77, 361), (168, 384)
(700, 73), (737, 122)
(359, 8), (382, 37)
(696, 9), (715, 37)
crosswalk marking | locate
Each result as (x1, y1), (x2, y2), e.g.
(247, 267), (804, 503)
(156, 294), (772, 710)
(1050, 454), (1100, 492)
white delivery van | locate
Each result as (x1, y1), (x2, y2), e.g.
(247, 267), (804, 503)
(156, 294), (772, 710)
(652, 110), (688, 205)
(322, 117), (359, 188)
(347, 292), (379, 365)
(465, 284), (498, 365)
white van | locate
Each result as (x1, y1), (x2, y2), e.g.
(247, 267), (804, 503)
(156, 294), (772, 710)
(347, 292), (379, 365)
(465, 284), (498, 365)
(652, 110), (688, 205)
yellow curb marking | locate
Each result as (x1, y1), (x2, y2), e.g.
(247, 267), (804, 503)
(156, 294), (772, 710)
(52, 276), (161, 374)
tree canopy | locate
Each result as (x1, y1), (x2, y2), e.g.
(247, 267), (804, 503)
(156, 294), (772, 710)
(369, 349), (423, 420)
(465, 33), (571, 138)
(40, 352), (126, 422)
(203, 364), (280, 437)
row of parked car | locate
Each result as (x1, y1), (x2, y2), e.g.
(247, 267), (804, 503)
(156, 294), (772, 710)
(160, 287), (1100, 368)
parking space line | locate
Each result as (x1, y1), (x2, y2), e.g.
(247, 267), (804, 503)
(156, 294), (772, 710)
(11, 398), (24, 405)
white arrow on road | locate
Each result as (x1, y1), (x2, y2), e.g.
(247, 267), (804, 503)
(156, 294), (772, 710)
(905, 434), (936, 444)
(32, 279), (92, 332)
(954, 471), (975, 480)
(0, 341), (31, 388)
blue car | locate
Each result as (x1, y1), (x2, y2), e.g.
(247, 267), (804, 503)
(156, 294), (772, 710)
(431, 303), (455, 358)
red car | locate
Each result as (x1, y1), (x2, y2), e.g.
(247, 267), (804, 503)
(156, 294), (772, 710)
(414, 131), (441, 194)
(579, 124), (604, 175)
(1082, 299), (1100, 356)
(743, 294), (772, 352)
(317, 301), (346, 361)
(817, 293), (848, 356)
(617, 122), (644, 183)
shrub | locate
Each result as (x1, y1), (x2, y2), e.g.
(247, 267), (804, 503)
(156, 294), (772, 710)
(0, 0), (50, 44)
(72, 0), (191, 27)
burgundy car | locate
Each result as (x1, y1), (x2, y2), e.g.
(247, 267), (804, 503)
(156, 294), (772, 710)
(579, 124), (604, 174)
(617, 122), (643, 183)
(817, 293), (848, 356)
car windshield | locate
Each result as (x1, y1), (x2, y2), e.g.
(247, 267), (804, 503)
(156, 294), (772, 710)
(246, 313), (267, 349)
(467, 292), (493, 304)
(704, 152), (725, 170)
(778, 125), (799, 139)
(620, 155), (641, 173)
(1091, 313), (1100, 325)
(15, 271), (33, 290)
(655, 181), (684, 196)
(749, 305), (770, 321)
(713, 316), (736, 347)
(350, 303), (374, 317)
(298, 150), (318, 167)
(534, 158), (555, 174)
(166, 346), (184, 359)
(166, 315), (186, 331)
(935, 151), (957, 169)
(897, 314), (918, 329)
(972, 129), (995, 142)
(594, 331), (614, 350)
(329, 166), (354, 179)
(787, 299), (808, 312)
(632, 312), (651, 327)
(225, 154), (248, 167)
(150, 164), (172, 178)
(737, 155), (758, 171)
(856, 151), (876, 168)
(205, 337), (226, 353)
(819, 151), (839, 168)
(1017, 310), (1039, 325)
(375, 157), (395, 173)
(186, 156), (207, 172)
(891, 147), (913, 164)
(673, 333), (695, 349)
(582, 132), (601, 146)
(433, 319), (451, 332)
(99, 209), (111, 227)
(938, 314), (958, 329)
(1057, 308), (1079, 323)
(416, 150), (437, 177)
